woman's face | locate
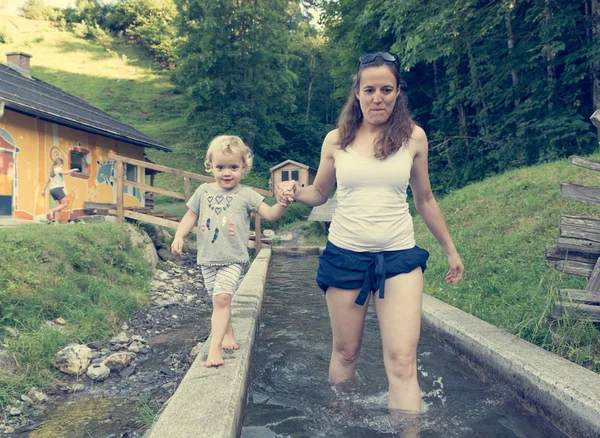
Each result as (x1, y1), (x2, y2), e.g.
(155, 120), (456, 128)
(355, 65), (399, 126)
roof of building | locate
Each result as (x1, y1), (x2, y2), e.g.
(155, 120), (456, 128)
(307, 192), (337, 222)
(0, 63), (171, 152)
(270, 159), (317, 173)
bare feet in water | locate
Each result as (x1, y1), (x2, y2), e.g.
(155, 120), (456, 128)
(222, 333), (239, 350)
(206, 344), (223, 368)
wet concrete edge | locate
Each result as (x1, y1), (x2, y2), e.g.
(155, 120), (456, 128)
(422, 294), (600, 437)
(145, 248), (272, 438)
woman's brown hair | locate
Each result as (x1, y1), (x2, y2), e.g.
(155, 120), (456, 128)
(337, 56), (414, 159)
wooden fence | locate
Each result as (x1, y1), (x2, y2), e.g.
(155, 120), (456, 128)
(546, 155), (600, 322)
(106, 153), (272, 252)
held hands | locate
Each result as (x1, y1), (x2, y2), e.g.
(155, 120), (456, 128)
(171, 237), (184, 257)
(445, 252), (464, 285)
(275, 180), (297, 206)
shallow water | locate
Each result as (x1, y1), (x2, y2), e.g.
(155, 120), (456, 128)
(242, 255), (567, 438)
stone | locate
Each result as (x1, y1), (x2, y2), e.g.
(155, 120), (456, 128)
(20, 395), (33, 404)
(189, 343), (203, 360)
(157, 247), (177, 263)
(43, 320), (65, 332)
(263, 229), (275, 238)
(124, 224), (158, 269)
(55, 317), (66, 326)
(66, 383), (85, 393)
(131, 335), (146, 343)
(275, 231), (293, 241)
(86, 363), (111, 382)
(53, 345), (91, 376)
(110, 332), (130, 344)
(160, 369), (176, 377)
(128, 342), (143, 353)
(0, 349), (18, 376)
(28, 388), (48, 403)
(9, 407), (22, 416)
(121, 323), (129, 331)
(103, 352), (135, 371)
(87, 341), (103, 350)
(119, 365), (136, 379)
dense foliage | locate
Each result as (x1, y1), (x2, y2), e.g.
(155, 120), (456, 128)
(26, 0), (600, 192)
(321, 0), (600, 192)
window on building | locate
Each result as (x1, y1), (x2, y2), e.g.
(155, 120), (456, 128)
(281, 170), (289, 182)
(125, 164), (138, 182)
(70, 150), (88, 174)
(291, 170), (299, 181)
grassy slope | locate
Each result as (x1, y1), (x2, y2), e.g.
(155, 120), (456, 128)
(414, 156), (600, 371)
(0, 223), (151, 408)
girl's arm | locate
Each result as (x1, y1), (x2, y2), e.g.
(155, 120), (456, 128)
(41, 177), (51, 195)
(61, 168), (80, 175)
(171, 209), (199, 256)
(256, 202), (287, 222)
(276, 130), (337, 207)
(409, 126), (464, 285)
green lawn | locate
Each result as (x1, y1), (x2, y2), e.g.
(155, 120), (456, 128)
(0, 223), (151, 409)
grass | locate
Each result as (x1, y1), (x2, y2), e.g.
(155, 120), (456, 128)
(0, 223), (151, 409)
(412, 155), (600, 372)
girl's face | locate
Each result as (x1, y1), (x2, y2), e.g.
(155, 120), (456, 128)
(210, 150), (245, 190)
(355, 65), (399, 127)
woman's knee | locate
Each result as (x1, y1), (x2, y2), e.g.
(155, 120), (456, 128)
(386, 351), (417, 381)
(212, 293), (231, 309)
(333, 342), (361, 365)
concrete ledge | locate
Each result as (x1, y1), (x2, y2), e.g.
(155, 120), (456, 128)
(145, 249), (272, 438)
(422, 294), (600, 437)
(271, 246), (323, 255)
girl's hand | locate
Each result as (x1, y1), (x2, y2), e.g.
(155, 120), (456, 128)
(445, 253), (464, 285)
(41, 191), (46, 197)
(171, 237), (184, 257)
(275, 181), (296, 206)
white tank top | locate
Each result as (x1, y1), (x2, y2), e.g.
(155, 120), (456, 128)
(49, 169), (65, 189)
(328, 146), (415, 252)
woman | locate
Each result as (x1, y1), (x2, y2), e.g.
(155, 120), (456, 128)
(276, 52), (464, 414)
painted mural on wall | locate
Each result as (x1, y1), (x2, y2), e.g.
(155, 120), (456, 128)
(0, 109), (145, 220)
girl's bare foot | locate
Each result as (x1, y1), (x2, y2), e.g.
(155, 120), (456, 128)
(206, 344), (224, 368)
(222, 334), (239, 350)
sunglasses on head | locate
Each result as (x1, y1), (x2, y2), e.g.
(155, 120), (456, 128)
(357, 52), (399, 70)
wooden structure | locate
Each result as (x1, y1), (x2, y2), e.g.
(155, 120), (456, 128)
(307, 192), (337, 231)
(269, 160), (316, 192)
(107, 154), (272, 251)
(546, 155), (600, 322)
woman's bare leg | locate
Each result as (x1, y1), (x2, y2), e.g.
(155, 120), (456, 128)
(326, 287), (370, 383)
(375, 268), (423, 413)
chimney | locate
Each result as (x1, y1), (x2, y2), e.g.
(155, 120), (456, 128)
(6, 52), (32, 79)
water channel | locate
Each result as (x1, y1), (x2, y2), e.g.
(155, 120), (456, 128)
(242, 255), (567, 438)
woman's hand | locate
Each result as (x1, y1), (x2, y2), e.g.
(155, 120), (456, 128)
(275, 180), (297, 206)
(445, 253), (464, 285)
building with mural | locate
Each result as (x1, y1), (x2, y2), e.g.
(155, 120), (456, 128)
(0, 52), (170, 221)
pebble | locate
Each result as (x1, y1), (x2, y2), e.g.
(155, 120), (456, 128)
(20, 395), (33, 404)
(9, 407), (22, 416)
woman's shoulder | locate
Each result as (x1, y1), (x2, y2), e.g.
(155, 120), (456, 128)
(408, 124), (428, 153)
(322, 129), (340, 154)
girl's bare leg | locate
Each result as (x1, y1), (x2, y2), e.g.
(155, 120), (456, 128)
(222, 320), (239, 350)
(206, 293), (232, 367)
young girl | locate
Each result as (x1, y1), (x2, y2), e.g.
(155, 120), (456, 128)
(41, 158), (78, 225)
(171, 135), (288, 368)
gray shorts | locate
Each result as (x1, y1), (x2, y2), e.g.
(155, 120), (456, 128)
(201, 263), (245, 296)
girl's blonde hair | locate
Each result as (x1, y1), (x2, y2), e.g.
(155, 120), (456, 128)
(49, 158), (64, 178)
(204, 135), (253, 173)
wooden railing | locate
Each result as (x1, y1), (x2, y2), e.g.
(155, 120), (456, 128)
(107, 153), (272, 252)
(546, 155), (600, 322)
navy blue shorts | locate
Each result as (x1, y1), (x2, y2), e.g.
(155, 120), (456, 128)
(49, 187), (66, 201)
(316, 241), (429, 306)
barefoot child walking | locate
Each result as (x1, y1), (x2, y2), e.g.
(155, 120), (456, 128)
(41, 158), (78, 224)
(171, 135), (288, 367)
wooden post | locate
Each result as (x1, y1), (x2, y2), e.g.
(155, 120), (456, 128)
(116, 160), (124, 223)
(184, 177), (191, 202)
(254, 214), (262, 253)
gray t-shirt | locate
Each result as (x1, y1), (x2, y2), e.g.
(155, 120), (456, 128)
(186, 184), (264, 266)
